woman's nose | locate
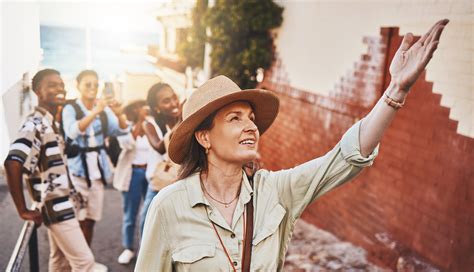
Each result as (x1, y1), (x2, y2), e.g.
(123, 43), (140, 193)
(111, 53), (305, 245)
(244, 118), (258, 132)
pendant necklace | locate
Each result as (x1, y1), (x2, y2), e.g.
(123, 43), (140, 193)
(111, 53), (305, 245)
(201, 175), (240, 208)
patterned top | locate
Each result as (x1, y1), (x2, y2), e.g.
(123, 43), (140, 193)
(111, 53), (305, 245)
(6, 107), (71, 204)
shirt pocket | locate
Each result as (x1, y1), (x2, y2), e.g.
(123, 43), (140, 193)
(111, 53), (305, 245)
(172, 244), (218, 271)
(252, 203), (287, 246)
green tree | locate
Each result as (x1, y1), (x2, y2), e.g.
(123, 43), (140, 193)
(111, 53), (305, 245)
(206, 0), (283, 88)
(177, 0), (208, 68)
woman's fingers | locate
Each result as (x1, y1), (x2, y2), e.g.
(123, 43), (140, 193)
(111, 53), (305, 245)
(399, 32), (414, 51)
(421, 41), (440, 68)
(418, 19), (447, 46)
(423, 24), (446, 51)
(421, 23), (447, 64)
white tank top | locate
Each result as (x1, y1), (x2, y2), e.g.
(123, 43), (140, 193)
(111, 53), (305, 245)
(132, 135), (151, 165)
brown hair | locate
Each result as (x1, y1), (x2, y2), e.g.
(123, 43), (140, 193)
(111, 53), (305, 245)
(123, 100), (147, 123)
(178, 111), (218, 180)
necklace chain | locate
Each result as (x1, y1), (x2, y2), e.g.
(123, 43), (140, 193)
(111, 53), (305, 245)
(201, 175), (240, 208)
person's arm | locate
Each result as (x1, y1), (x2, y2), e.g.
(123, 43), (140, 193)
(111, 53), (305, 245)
(98, 100), (130, 137)
(4, 119), (43, 225)
(62, 100), (106, 140)
(108, 100), (128, 130)
(267, 19), (449, 220)
(359, 19), (449, 156)
(268, 120), (377, 220)
(116, 132), (135, 151)
(77, 99), (107, 132)
(4, 160), (42, 225)
(143, 122), (166, 154)
(135, 197), (172, 271)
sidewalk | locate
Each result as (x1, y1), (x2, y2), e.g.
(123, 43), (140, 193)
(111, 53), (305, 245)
(1, 174), (136, 272)
(285, 220), (387, 271)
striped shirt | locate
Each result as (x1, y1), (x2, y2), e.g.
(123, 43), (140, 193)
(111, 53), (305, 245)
(6, 107), (71, 205)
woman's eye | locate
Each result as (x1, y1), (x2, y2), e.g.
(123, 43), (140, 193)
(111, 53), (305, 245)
(230, 116), (239, 121)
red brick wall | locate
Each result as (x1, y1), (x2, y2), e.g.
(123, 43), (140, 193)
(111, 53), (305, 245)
(259, 28), (474, 271)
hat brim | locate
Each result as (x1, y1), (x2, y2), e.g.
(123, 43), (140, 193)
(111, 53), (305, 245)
(168, 89), (279, 164)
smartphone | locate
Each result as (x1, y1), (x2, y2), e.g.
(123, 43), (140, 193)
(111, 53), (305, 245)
(103, 82), (115, 100)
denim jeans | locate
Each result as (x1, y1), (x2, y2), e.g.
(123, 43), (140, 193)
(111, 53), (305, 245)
(121, 168), (148, 250)
(139, 185), (158, 236)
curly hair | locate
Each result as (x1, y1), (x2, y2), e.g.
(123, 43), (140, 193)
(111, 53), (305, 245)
(123, 100), (147, 123)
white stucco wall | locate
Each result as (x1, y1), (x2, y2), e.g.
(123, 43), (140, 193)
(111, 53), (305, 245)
(1, 2), (41, 161)
(274, 0), (473, 137)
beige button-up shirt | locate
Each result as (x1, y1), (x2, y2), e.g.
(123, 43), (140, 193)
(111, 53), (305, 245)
(136, 121), (379, 271)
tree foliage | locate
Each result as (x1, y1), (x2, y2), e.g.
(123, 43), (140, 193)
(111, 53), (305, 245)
(178, 0), (283, 89)
(177, 0), (208, 68)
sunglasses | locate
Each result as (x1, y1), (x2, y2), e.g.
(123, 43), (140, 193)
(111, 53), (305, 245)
(85, 82), (99, 88)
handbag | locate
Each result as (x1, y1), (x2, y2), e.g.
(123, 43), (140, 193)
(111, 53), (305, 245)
(42, 195), (76, 226)
(150, 159), (179, 191)
(149, 130), (180, 191)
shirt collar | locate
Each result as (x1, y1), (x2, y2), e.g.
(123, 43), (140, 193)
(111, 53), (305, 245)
(186, 170), (254, 208)
(35, 106), (55, 124)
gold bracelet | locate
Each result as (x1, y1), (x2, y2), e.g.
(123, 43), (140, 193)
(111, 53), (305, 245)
(383, 92), (405, 110)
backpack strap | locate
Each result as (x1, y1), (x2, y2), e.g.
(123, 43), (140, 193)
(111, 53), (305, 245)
(99, 111), (108, 137)
(70, 101), (85, 120)
(71, 100), (108, 137)
(66, 100), (108, 187)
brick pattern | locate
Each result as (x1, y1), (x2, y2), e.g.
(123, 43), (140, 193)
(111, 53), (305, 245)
(258, 27), (474, 271)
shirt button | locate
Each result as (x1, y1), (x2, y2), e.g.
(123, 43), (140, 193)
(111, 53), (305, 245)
(230, 233), (236, 239)
(233, 261), (238, 266)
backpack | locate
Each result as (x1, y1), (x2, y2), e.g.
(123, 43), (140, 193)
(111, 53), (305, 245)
(60, 100), (122, 185)
(60, 100), (109, 158)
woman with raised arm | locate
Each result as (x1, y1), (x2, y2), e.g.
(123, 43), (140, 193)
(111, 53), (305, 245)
(113, 100), (153, 264)
(139, 83), (181, 234)
(136, 19), (449, 271)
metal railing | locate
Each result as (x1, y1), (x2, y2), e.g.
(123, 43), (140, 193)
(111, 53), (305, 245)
(6, 204), (40, 272)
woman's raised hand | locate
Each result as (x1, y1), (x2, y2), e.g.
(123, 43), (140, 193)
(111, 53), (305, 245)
(389, 19), (449, 93)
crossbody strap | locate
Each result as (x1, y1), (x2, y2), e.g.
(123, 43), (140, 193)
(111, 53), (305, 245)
(242, 174), (254, 272)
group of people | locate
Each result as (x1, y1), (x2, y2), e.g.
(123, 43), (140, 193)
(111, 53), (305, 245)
(4, 68), (182, 271)
(5, 19), (447, 272)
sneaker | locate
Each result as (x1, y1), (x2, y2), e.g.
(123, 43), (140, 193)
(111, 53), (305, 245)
(117, 249), (135, 264)
(93, 262), (108, 272)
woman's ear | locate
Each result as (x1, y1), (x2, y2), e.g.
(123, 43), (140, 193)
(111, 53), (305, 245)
(194, 130), (210, 149)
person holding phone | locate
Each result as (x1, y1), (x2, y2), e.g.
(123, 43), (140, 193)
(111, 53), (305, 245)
(61, 70), (129, 270)
(113, 100), (154, 264)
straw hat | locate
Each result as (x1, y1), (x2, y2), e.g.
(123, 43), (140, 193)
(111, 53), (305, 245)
(168, 75), (279, 164)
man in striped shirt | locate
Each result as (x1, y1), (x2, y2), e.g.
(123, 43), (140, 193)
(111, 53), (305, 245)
(4, 69), (95, 271)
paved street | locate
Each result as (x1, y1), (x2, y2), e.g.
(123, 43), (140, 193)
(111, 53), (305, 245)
(1, 173), (384, 271)
(1, 174), (137, 272)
